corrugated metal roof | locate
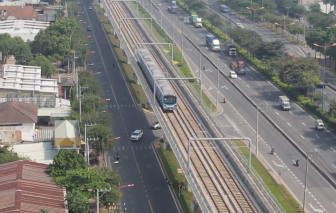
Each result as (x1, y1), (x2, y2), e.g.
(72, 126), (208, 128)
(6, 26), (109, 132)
(0, 101), (38, 123)
(54, 120), (80, 139)
(0, 160), (67, 213)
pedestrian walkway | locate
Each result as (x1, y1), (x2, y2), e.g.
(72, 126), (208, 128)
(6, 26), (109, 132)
(107, 104), (136, 108)
(111, 144), (152, 151)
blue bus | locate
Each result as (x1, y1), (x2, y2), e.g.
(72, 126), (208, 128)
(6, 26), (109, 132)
(220, 5), (230, 13)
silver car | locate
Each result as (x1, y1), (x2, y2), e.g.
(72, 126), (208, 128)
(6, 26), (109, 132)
(151, 121), (161, 130)
(131, 130), (143, 141)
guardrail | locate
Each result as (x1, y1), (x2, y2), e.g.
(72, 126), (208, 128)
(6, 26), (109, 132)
(99, 1), (213, 212)
(129, 2), (285, 212)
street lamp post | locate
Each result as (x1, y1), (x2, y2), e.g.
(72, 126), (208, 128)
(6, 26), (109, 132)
(246, 7), (264, 40)
(274, 21), (295, 36)
(84, 123), (95, 162)
(285, 7), (290, 18)
(256, 102), (266, 156)
(302, 149), (319, 212)
(313, 42), (336, 111)
(112, 183), (135, 212)
(96, 188), (111, 213)
(79, 86), (88, 122)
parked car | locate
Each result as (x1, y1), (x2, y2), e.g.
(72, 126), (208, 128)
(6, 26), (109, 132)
(236, 23), (245, 29)
(151, 122), (161, 129)
(131, 130), (143, 141)
(229, 71), (237, 79)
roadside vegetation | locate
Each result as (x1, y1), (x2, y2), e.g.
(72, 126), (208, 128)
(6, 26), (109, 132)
(178, 0), (336, 134)
(132, 2), (218, 112)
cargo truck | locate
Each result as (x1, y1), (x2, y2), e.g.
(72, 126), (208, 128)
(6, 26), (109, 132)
(190, 14), (202, 27)
(230, 61), (245, 75)
(224, 42), (236, 56)
(206, 34), (215, 46)
(211, 39), (220, 52)
(278, 96), (290, 110)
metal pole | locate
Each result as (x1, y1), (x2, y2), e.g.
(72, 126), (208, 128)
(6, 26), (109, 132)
(199, 51), (202, 100)
(150, 0), (152, 17)
(256, 106), (259, 156)
(253, 11), (256, 40)
(171, 44), (174, 64)
(137, 0), (138, 15)
(173, 18), (175, 41)
(74, 51), (78, 100)
(79, 85), (82, 122)
(84, 124), (87, 162)
(97, 190), (99, 213)
(153, 78), (156, 105)
(181, 22), (184, 63)
(151, 19), (152, 33)
(160, 10), (162, 30)
(216, 69), (219, 107)
(303, 152), (309, 211)
(322, 47), (326, 111)
(282, 42), (284, 59)
(187, 138), (191, 173)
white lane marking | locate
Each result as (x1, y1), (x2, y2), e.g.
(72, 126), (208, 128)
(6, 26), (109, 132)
(208, 86), (213, 91)
(302, 122), (306, 126)
(238, 77), (241, 80)
(309, 203), (323, 213)
(332, 164), (336, 169)
(275, 112), (279, 115)
(315, 134), (320, 138)
(268, 92), (271, 95)
(221, 86), (228, 90)
(272, 160), (285, 168)
(300, 135), (305, 139)
(289, 111), (293, 115)
(258, 84), (261, 87)
(246, 85), (250, 88)
(287, 123), (291, 127)
(331, 147), (336, 152)
(196, 37), (198, 40)
(332, 202), (336, 207)
(250, 77), (253, 80)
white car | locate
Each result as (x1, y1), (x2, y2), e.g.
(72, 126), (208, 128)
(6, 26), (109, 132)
(88, 6), (93, 10)
(131, 130), (143, 141)
(236, 23), (245, 29)
(229, 71), (237, 79)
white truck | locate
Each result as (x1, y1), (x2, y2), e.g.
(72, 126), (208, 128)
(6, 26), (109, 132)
(195, 17), (202, 27)
(211, 39), (220, 52)
(278, 96), (290, 111)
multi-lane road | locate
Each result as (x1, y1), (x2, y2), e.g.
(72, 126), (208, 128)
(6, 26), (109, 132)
(206, 0), (336, 109)
(79, 1), (180, 212)
(139, 1), (336, 212)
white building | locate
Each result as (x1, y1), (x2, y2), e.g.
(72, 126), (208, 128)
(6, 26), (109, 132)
(0, 20), (49, 42)
(0, 64), (57, 94)
(0, 101), (38, 142)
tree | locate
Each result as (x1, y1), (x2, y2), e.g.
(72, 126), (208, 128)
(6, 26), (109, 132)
(254, 41), (282, 60)
(87, 124), (113, 154)
(0, 146), (28, 164)
(29, 56), (57, 77)
(329, 100), (336, 117)
(46, 150), (88, 178)
(11, 37), (32, 64)
(279, 58), (321, 88)
(310, 4), (321, 12)
(0, 33), (13, 63)
(66, 190), (90, 213)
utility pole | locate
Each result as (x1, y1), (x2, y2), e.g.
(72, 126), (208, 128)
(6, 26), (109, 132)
(285, 7), (290, 18)
(181, 21), (184, 64)
(199, 51), (202, 101)
(303, 149), (319, 212)
(79, 86), (88, 122)
(84, 123), (95, 163)
(96, 188), (111, 213)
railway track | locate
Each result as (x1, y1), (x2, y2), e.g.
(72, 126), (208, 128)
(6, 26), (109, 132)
(105, 1), (258, 212)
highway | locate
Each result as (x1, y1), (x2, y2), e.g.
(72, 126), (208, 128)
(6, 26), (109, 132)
(138, 1), (336, 212)
(206, 0), (336, 110)
(79, 1), (180, 212)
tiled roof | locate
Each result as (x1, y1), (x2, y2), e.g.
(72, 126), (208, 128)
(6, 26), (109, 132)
(0, 160), (67, 213)
(0, 6), (37, 20)
(0, 101), (38, 124)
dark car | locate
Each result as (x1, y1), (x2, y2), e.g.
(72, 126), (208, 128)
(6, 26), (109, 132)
(87, 26), (92, 31)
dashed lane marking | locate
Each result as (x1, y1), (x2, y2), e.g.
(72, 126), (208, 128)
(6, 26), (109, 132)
(315, 134), (320, 138)
(287, 123), (291, 127)
(246, 85), (249, 88)
(300, 135), (305, 139)
(302, 122), (306, 126)
(275, 112), (279, 115)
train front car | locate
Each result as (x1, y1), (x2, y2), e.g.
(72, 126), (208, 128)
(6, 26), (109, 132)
(136, 48), (177, 111)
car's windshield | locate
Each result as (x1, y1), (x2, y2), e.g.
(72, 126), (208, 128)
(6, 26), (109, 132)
(132, 133), (138, 136)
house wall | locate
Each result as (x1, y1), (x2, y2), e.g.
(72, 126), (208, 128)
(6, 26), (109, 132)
(0, 123), (35, 142)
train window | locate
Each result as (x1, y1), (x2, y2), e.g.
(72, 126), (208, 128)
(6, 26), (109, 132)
(164, 96), (176, 104)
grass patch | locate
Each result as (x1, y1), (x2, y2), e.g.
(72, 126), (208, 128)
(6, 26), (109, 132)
(156, 141), (194, 213)
(132, 3), (217, 113)
(233, 140), (302, 213)
(94, 5), (148, 107)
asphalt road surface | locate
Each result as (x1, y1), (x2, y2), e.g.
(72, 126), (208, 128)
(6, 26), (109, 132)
(79, 1), (180, 212)
(206, 0), (336, 109)
(142, 1), (336, 212)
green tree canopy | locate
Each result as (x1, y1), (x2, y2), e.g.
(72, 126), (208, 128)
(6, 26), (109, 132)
(11, 37), (33, 65)
(46, 150), (88, 178)
(0, 33), (13, 63)
(279, 58), (321, 88)
(29, 55), (57, 77)
(66, 190), (90, 213)
(0, 146), (28, 164)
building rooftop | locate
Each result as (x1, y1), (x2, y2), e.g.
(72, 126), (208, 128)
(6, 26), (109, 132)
(38, 98), (71, 117)
(54, 120), (81, 148)
(0, 160), (67, 213)
(0, 64), (58, 94)
(0, 101), (38, 124)
(0, 6), (37, 20)
(0, 20), (49, 42)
